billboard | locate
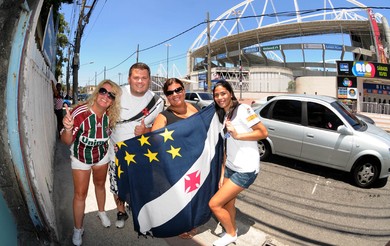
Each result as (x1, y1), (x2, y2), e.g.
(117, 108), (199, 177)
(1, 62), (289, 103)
(336, 61), (390, 79)
(42, 6), (56, 72)
(337, 76), (357, 100)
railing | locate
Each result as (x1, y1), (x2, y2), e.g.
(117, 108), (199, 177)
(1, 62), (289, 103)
(360, 102), (390, 115)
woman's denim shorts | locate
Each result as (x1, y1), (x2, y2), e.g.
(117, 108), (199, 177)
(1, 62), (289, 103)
(224, 166), (258, 189)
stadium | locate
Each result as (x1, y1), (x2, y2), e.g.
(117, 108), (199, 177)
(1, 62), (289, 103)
(185, 0), (390, 114)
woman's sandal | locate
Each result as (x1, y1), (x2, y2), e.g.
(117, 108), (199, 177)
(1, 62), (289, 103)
(179, 228), (198, 239)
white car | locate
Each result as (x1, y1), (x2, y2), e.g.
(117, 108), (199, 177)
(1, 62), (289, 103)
(256, 94), (390, 188)
(185, 92), (214, 109)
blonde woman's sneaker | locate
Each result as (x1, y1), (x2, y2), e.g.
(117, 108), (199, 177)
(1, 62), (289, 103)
(115, 211), (129, 228)
(213, 233), (237, 246)
(219, 228), (238, 238)
(72, 227), (84, 246)
(97, 211), (111, 228)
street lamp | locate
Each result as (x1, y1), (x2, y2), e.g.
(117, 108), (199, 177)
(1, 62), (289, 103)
(80, 61), (94, 66)
(232, 10), (242, 100)
(165, 43), (171, 79)
(118, 72), (122, 85)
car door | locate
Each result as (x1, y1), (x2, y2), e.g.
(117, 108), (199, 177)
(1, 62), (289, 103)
(261, 99), (304, 158)
(300, 101), (353, 168)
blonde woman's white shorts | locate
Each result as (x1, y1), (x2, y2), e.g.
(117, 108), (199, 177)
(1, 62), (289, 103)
(71, 153), (110, 170)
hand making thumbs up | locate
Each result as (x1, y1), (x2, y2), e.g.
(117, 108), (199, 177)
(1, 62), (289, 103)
(134, 118), (146, 136)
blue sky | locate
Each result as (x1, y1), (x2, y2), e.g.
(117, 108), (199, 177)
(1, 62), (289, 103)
(60, 0), (390, 86)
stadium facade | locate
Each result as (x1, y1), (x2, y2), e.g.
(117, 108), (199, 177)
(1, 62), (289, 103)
(187, 0), (390, 114)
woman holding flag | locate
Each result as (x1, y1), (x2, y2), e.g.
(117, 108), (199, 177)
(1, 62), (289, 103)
(151, 77), (199, 239)
(209, 80), (268, 246)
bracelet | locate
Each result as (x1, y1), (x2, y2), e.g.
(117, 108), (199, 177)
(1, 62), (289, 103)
(64, 127), (73, 131)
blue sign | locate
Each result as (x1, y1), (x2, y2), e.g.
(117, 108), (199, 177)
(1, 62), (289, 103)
(217, 53), (227, 59)
(325, 44), (343, 50)
(243, 47), (259, 54)
(42, 6), (56, 72)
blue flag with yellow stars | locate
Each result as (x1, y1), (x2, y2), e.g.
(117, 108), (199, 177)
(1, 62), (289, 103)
(115, 104), (223, 237)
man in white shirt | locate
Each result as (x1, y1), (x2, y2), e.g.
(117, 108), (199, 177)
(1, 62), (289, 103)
(109, 62), (164, 228)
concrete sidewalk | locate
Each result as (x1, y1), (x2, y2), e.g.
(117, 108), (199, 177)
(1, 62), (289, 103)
(53, 140), (284, 246)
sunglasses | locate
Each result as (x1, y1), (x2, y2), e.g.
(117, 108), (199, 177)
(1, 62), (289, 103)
(166, 87), (184, 96)
(98, 87), (116, 100)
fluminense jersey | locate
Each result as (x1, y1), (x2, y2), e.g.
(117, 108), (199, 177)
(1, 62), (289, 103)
(70, 104), (111, 164)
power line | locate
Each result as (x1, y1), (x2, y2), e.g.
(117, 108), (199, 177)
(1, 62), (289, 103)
(82, 5), (389, 81)
(105, 6), (389, 72)
(82, 0), (108, 44)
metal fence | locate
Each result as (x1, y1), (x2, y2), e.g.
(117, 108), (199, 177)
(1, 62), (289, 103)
(360, 102), (390, 115)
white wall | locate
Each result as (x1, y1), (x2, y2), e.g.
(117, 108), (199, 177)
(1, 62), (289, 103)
(296, 76), (337, 97)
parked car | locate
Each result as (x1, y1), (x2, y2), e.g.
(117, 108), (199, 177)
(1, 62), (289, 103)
(255, 94), (390, 188)
(185, 92), (213, 109)
(63, 98), (72, 107)
(78, 93), (90, 102)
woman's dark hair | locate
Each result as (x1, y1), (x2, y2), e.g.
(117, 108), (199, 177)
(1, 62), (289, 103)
(212, 80), (239, 123)
(163, 78), (184, 96)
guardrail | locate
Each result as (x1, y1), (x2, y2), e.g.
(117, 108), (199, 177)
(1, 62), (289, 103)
(360, 102), (390, 115)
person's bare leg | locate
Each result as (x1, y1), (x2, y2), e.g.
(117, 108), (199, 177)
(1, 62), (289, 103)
(92, 163), (108, 211)
(209, 179), (243, 236)
(72, 169), (91, 229)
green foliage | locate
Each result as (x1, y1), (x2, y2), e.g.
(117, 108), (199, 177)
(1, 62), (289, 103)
(287, 80), (296, 92)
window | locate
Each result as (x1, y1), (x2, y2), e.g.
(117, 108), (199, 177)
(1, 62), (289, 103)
(271, 99), (301, 124)
(189, 93), (197, 100)
(307, 102), (343, 131)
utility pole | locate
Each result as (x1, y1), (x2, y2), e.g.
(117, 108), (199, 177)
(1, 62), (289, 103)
(207, 12), (212, 92)
(65, 45), (72, 97)
(232, 10), (242, 100)
(165, 43), (171, 79)
(136, 44), (139, 63)
(72, 0), (97, 104)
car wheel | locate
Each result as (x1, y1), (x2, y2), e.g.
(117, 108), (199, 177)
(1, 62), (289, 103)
(258, 139), (270, 161)
(351, 158), (379, 188)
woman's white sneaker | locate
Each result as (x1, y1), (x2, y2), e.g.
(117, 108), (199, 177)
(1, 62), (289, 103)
(219, 228), (238, 238)
(72, 227), (84, 246)
(97, 211), (111, 228)
(213, 233), (237, 246)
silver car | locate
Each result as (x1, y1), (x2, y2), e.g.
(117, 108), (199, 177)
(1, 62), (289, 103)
(185, 92), (213, 109)
(256, 94), (390, 188)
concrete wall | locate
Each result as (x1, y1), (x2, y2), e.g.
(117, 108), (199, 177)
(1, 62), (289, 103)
(0, 0), (57, 243)
(249, 66), (294, 92)
(295, 76), (337, 97)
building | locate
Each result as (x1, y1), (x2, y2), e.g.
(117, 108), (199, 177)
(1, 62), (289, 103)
(187, 0), (390, 114)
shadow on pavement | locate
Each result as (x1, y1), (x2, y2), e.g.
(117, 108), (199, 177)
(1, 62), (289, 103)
(53, 140), (274, 245)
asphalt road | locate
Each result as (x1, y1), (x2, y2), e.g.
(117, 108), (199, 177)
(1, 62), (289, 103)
(240, 155), (390, 246)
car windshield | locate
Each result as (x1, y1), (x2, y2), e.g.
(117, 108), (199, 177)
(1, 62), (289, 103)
(331, 101), (364, 130)
(199, 93), (213, 100)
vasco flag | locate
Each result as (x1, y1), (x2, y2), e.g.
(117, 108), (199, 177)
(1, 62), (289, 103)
(115, 105), (223, 237)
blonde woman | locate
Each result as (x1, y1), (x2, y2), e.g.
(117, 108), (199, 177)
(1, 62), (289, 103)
(61, 80), (121, 246)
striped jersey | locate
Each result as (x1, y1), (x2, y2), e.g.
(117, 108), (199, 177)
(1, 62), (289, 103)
(54, 95), (63, 110)
(70, 104), (111, 164)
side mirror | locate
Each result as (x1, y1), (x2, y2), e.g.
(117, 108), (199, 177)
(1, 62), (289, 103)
(337, 125), (353, 135)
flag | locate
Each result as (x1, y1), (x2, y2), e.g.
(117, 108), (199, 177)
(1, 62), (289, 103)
(115, 104), (223, 237)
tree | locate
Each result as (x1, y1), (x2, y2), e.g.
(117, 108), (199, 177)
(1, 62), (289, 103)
(55, 13), (69, 79)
